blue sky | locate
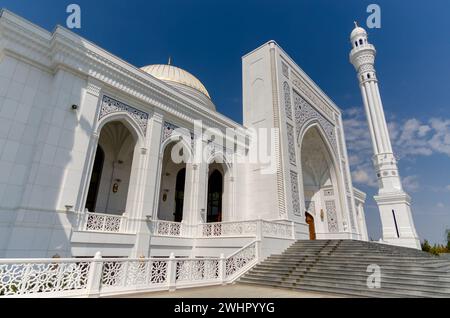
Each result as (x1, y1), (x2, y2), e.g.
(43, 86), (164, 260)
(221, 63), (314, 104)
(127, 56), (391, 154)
(2, 0), (449, 244)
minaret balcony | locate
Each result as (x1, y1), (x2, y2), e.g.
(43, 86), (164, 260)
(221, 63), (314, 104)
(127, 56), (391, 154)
(350, 43), (376, 56)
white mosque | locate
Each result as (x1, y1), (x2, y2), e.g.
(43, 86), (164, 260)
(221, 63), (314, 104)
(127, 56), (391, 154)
(0, 10), (421, 260)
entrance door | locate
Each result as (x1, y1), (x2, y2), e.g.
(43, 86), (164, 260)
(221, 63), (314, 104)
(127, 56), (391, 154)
(174, 168), (186, 222)
(306, 212), (316, 240)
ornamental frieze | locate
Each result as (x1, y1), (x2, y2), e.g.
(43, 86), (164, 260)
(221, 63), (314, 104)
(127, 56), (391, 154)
(325, 200), (339, 233)
(100, 95), (149, 135)
(291, 72), (334, 121)
(293, 91), (338, 156)
(290, 171), (301, 216)
(283, 82), (293, 120)
(287, 123), (296, 166)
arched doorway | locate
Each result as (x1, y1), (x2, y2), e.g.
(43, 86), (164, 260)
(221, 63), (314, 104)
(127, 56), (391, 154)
(85, 146), (105, 212)
(174, 168), (186, 222)
(301, 126), (342, 237)
(306, 212), (316, 240)
(85, 121), (137, 215)
(157, 142), (189, 222)
(207, 169), (223, 223)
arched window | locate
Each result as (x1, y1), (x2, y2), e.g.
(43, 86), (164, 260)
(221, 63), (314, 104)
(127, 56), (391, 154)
(359, 39), (363, 45)
(355, 41), (358, 47)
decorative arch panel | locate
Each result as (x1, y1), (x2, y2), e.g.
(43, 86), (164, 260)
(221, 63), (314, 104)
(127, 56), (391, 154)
(100, 95), (149, 136)
(293, 90), (338, 157)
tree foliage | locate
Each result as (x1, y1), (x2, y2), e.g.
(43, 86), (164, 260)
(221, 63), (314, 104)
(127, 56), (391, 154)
(422, 239), (449, 256)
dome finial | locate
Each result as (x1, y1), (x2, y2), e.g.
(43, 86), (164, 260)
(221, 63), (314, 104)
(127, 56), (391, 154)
(354, 21), (358, 28)
(168, 56), (172, 66)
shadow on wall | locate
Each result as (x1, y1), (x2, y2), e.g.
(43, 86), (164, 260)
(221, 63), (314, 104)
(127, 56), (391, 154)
(0, 24), (121, 257)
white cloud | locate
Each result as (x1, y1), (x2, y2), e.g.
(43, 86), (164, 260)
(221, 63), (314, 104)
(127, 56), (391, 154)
(343, 107), (450, 188)
(352, 168), (378, 187)
(403, 175), (420, 193)
(436, 202), (445, 209)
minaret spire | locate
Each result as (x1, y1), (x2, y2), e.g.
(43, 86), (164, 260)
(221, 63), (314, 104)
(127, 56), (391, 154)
(168, 56), (172, 66)
(349, 24), (421, 249)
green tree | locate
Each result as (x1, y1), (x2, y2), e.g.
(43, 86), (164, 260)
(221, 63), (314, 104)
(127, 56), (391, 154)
(446, 230), (450, 252)
(422, 240), (431, 252)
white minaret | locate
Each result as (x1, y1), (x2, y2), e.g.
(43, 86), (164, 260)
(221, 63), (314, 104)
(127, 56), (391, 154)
(349, 23), (421, 250)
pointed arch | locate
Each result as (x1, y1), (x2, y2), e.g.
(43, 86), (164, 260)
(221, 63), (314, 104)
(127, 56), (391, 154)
(96, 112), (145, 147)
(297, 119), (339, 166)
(205, 151), (235, 222)
(299, 124), (345, 236)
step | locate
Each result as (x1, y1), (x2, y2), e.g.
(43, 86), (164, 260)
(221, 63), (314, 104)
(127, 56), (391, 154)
(259, 262), (449, 273)
(256, 262), (450, 276)
(249, 268), (450, 284)
(246, 269), (450, 286)
(261, 256), (448, 265)
(239, 240), (450, 298)
(279, 274), (450, 293)
(271, 254), (444, 263)
(239, 277), (450, 298)
(237, 279), (417, 298)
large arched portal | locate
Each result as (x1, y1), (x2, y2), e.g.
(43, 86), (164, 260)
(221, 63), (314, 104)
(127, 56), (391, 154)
(85, 121), (137, 215)
(157, 142), (190, 222)
(301, 126), (342, 237)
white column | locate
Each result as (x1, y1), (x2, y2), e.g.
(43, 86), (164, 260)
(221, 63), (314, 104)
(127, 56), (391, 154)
(131, 112), (163, 258)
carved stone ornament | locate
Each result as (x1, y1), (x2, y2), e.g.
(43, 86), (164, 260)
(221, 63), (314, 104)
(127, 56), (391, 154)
(100, 95), (149, 135)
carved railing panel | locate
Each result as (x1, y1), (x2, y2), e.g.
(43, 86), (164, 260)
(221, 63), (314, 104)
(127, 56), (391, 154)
(83, 212), (126, 233)
(225, 242), (257, 279)
(0, 261), (90, 297)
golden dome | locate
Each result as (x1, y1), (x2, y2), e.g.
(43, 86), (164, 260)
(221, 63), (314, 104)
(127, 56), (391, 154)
(141, 64), (211, 99)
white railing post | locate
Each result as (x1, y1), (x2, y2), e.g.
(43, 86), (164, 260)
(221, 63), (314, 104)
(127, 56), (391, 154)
(86, 251), (103, 298)
(219, 253), (226, 285)
(83, 213), (89, 231)
(291, 221), (296, 239)
(120, 214), (127, 233)
(256, 220), (263, 241)
(255, 240), (261, 262)
(167, 252), (177, 292)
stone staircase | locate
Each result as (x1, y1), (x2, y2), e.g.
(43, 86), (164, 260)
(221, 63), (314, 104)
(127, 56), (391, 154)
(238, 240), (450, 298)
